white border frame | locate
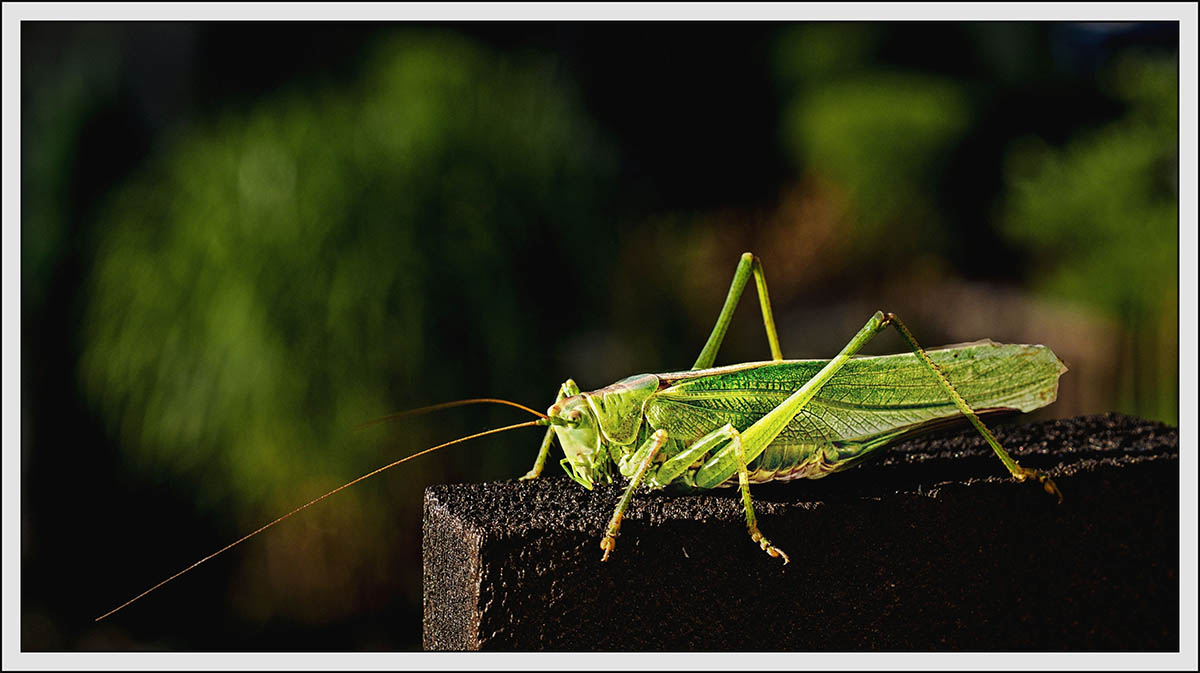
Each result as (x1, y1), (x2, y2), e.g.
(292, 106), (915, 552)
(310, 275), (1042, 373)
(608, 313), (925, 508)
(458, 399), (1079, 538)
(3, 3), (1196, 670)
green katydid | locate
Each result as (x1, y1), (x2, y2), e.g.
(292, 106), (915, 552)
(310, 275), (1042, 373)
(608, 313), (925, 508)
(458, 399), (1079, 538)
(97, 252), (1065, 620)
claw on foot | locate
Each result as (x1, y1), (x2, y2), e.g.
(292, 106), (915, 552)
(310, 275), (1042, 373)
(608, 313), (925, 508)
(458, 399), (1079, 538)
(1041, 474), (1064, 504)
(1016, 465), (1063, 504)
(761, 540), (790, 565)
(519, 470), (540, 481)
(600, 534), (616, 562)
(751, 529), (790, 565)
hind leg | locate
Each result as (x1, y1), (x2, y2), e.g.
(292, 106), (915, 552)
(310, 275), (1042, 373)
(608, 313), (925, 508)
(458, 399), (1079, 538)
(692, 252), (784, 370)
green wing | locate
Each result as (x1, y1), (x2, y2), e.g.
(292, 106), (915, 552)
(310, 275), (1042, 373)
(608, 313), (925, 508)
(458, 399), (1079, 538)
(645, 340), (1067, 451)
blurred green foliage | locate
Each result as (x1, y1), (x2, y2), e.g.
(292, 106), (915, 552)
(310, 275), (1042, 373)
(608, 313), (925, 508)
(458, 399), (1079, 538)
(773, 23), (976, 289)
(22, 30), (121, 311)
(81, 33), (615, 518)
(772, 26), (1178, 425)
(1003, 52), (1178, 423)
(784, 71), (969, 257)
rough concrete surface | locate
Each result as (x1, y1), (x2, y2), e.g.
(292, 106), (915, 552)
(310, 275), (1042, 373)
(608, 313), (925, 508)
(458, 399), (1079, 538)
(423, 413), (1179, 651)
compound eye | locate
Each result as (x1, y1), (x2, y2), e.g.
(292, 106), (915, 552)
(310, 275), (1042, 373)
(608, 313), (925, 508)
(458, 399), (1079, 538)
(565, 409), (583, 424)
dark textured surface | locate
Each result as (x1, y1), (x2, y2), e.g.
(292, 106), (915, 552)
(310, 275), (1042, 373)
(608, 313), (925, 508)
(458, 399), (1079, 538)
(423, 413), (1178, 651)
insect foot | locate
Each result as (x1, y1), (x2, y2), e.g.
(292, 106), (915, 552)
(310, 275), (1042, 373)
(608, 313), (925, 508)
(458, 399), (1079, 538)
(750, 528), (790, 565)
(1022, 467), (1060, 503)
(1015, 464), (1064, 504)
(600, 533), (617, 561)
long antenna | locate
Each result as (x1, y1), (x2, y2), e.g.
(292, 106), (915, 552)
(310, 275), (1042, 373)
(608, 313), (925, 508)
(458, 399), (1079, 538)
(95, 417), (547, 622)
(354, 398), (547, 431)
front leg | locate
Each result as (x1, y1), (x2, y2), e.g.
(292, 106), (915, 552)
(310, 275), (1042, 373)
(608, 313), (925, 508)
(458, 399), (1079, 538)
(520, 379), (580, 480)
(601, 429), (669, 561)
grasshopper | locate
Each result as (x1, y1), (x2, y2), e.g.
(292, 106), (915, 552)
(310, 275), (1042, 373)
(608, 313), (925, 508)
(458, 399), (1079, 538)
(526, 252), (1065, 563)
(98, 252), (1065, 620)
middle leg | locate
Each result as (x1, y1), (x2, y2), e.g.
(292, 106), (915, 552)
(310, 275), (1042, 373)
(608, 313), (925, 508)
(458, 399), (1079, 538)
(710, 423), (791, 563)
(656, 422), (792, 563)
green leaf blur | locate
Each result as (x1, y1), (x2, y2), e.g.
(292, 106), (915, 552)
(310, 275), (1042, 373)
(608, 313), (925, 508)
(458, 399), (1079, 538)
(1003, 52), (1178, 424)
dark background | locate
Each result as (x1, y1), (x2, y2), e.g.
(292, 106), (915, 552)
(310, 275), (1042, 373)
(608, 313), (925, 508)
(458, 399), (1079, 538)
(21, 22), (1179, 651)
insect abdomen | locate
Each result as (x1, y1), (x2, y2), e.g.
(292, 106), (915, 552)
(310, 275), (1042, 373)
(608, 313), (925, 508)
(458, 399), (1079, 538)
(714, 439), (870, 487)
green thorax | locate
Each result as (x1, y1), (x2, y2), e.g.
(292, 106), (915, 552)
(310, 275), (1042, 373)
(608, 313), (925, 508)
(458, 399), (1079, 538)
(549, 373), (660, 488)
(583, 373), (660, 445)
